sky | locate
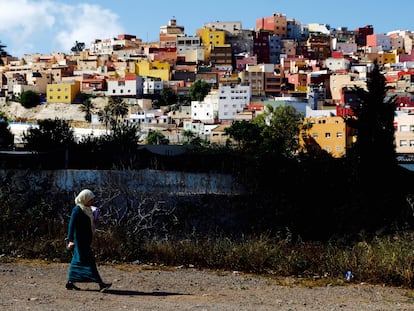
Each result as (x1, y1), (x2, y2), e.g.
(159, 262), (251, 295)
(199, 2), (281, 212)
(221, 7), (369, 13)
(1, 0), (414, 58)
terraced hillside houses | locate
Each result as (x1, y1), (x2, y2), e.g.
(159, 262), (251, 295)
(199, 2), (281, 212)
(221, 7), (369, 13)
(2, 13), (414, 158)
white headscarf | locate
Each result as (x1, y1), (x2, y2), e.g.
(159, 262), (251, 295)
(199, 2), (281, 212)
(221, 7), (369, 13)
(75, 189), (96, 233)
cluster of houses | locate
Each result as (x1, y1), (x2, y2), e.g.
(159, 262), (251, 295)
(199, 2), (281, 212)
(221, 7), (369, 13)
(2, 12), (414, 158)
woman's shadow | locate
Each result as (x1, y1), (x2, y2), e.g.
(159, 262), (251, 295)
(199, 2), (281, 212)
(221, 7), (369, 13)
(89, 288), (188, 296)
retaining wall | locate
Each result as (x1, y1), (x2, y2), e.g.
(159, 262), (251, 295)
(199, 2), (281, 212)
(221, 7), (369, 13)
(0, 169), (245, 195)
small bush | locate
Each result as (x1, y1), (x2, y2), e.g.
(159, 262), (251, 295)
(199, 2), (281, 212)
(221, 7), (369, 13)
(19, 90), (41, 108)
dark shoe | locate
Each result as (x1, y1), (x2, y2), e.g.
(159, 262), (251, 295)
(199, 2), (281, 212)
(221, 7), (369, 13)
(66, 281), (80, 290)
(99, 282), (112, 292)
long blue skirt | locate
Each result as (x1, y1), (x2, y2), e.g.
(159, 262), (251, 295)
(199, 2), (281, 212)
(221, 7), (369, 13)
(68, 243), (102, 283)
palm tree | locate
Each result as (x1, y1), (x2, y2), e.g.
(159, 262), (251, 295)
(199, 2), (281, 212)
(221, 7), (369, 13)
(98, 105), (113, 132)
(79, 96), (94, 123)
(181, 130), (196, 144)
(108, 96), (129, 125)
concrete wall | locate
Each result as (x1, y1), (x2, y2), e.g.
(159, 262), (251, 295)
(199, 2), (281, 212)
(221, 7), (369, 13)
(0, 169), (245, 195)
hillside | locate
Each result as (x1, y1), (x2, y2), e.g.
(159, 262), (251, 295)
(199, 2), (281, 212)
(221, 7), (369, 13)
(0, 98), (107, 123)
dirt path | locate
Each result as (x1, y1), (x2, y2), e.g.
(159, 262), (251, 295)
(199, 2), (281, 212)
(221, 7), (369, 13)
(1, 260), (414, 311)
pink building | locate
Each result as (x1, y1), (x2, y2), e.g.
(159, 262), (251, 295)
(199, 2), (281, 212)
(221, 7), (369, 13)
(235, 54), (257, 71)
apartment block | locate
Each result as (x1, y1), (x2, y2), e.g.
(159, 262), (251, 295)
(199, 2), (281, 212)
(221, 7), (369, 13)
(299, 116), (349, 158)
(394, 112), (414, 154)
(47, 80), (80, 104)
(217, 84), (251, 122)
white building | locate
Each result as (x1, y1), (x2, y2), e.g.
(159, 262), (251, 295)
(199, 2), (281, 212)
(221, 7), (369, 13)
(307, 23), (331, 35)
(182, 120), (219, 139)
(128, 109), (171, 125)
(191, 90), (219, 123)
(90, 35), (142, 55)
(217, 84), (251, 122)
(106, 74), (141, 97)
(324, 57), (351, 72)
(203, 21), (243, 35)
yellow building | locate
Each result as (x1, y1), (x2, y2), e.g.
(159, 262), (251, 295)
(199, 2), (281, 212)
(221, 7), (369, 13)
(46, 80), (80, 104)
(196, 28), (228, 62)
(365, 52), (397, 65)
(382, 52), (397, 64)
(133, 60), (170, 81)
(299, 116), (349, 158)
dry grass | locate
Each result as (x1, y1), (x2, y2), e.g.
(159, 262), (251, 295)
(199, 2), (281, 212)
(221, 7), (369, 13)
(3, 232), (414, 289)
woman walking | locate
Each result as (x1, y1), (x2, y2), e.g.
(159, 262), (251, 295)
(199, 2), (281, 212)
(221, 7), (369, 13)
(66, 189), (111, 292)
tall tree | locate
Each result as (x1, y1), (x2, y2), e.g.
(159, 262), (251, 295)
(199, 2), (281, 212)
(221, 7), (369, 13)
(344, 60), (399, 233)
(345, 60), (397, 171)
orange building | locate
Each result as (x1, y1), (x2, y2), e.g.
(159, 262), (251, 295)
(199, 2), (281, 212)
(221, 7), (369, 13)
(255, 12), (287, 38)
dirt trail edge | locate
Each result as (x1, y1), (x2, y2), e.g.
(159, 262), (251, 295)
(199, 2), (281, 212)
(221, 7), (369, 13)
(1, 261), (414, 311)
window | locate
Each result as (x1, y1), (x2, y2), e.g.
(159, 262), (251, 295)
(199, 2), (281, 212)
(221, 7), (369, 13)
(400, 140), (408, 147)
(312, 133), (318, 138)
(325, 132), (331, 138)
(400, 125), (409, 132)
(410, 140), (414, 147)
(336, 132), (343, 138)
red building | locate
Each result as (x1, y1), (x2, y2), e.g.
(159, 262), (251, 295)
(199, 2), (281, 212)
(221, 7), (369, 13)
(253, 30), (270, 64)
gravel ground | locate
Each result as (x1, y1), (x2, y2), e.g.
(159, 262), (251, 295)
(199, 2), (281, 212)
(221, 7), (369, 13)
(1, 260), (414, 311)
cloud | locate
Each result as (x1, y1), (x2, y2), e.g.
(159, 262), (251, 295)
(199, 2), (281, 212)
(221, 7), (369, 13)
(0, 0), (124, 57)
(55, 3), (124, 53)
